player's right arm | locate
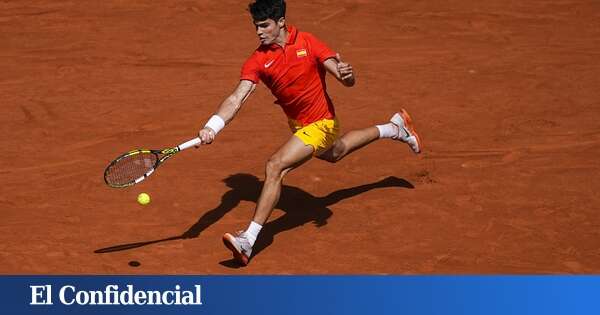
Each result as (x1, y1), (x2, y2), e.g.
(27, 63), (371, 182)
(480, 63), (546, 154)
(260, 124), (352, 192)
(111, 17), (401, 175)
(198, 79), (256, 144)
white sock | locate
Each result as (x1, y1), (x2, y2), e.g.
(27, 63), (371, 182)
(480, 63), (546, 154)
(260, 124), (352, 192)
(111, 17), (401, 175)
(245, 221), (262, 246)
(376, 123), (397, 139)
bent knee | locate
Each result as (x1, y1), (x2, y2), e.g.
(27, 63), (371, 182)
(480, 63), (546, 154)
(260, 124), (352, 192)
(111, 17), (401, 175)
(265, 156), (286, 179)
(319, 141), (346, 163)
(318, 153), (338, 163)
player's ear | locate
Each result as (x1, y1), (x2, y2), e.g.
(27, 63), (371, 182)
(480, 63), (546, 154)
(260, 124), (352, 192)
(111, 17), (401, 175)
(277, 17), (285, 28)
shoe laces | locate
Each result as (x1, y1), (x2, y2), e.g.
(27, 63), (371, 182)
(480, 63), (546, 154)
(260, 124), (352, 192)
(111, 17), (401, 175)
(234, 231), (251, 248)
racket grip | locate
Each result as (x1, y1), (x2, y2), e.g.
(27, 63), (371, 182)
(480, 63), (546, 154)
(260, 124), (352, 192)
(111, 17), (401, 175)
(177, 137), (202, 151)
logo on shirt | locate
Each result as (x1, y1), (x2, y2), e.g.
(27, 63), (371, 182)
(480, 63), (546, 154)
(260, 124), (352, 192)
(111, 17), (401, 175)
(264, 59), (275, 68)
(296, 49), (307, 58)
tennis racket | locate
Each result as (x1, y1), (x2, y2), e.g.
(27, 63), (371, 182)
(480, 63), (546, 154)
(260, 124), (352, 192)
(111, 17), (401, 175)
(104, 137), (202, 188)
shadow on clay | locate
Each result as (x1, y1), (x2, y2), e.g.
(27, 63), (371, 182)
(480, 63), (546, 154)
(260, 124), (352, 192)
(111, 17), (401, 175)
(94, 174), (414, 267)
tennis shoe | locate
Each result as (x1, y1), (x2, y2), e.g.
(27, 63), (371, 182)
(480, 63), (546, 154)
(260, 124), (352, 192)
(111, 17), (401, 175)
(223, 231), (252, 266)
(390, 109), (422, 154)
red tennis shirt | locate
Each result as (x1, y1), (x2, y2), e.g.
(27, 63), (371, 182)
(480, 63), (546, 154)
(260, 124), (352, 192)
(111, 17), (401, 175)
(240, 26), (337, 126)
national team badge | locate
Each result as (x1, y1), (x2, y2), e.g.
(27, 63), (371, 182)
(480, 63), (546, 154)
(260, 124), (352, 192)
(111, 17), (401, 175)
(296, 49), (307, 58)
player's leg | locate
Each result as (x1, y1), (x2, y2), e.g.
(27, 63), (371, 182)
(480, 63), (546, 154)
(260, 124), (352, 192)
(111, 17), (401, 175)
(252, 136), (313, 224)
(317, 126), (379, 162)
(223, 135), (313, 265)
(318, 108), (422, 163)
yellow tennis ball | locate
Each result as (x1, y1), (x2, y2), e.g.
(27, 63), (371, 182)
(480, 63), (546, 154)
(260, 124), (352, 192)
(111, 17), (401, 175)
(137, 193), (150, 205)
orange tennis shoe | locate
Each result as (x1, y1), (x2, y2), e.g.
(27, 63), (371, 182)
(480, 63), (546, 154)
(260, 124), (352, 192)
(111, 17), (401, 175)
(390, 109), (422, 154)
(223, 231), (252, 266)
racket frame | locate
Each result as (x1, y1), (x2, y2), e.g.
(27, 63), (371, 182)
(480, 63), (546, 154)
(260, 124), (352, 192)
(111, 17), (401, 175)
(103, 147), (179, 188)
(103, 137), (201, 188)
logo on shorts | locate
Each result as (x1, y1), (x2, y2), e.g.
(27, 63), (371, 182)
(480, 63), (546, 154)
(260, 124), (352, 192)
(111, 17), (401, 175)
(264, 59), (275, 68)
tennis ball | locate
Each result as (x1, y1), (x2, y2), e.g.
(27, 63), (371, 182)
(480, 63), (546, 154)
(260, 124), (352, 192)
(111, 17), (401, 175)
(137, 193), (151, 205)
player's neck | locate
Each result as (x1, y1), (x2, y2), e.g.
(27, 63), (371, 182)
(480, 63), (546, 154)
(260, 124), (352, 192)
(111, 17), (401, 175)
(273, 27), (288, 47)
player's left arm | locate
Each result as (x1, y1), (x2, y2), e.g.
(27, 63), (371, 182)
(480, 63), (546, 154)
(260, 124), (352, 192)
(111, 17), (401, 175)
(323, 53), (355, 87)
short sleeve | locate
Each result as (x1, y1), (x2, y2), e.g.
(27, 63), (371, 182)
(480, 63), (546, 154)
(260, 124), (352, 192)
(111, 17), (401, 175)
(240, 53), (261, 83)
(304, 33), (337, 64)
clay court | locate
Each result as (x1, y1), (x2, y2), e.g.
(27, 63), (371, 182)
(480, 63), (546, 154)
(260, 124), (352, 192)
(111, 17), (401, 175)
(2, 0), (599, 274)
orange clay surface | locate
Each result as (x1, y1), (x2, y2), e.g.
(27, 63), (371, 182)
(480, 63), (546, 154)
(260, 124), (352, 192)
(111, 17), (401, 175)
(2, 1), (599, 274)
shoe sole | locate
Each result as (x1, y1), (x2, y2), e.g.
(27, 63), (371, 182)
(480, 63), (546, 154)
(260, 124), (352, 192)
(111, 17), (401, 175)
(222, 233), (249, 266)
(399, 108), (422, 154)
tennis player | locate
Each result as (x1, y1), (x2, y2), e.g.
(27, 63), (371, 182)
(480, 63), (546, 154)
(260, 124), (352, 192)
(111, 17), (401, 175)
(197, 0), (422, 266)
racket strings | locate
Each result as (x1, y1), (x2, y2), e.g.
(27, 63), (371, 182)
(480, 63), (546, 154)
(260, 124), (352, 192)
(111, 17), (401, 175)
(105, 152), (158, 186)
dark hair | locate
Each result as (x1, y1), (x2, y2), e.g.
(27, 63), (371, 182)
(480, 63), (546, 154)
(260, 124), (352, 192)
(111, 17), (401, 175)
(248, 0), (286, 21)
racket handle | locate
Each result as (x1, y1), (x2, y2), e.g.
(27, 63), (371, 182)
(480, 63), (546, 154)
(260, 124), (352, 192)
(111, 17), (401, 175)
(177, 137), (202, 151)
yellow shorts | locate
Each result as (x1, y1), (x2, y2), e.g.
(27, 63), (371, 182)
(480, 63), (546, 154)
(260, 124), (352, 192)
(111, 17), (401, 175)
(289, 118), (340, 155)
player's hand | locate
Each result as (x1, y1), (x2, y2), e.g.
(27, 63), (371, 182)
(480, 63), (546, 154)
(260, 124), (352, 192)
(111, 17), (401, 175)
(335, 53), (354, 82)
(198, 127), (216, 146)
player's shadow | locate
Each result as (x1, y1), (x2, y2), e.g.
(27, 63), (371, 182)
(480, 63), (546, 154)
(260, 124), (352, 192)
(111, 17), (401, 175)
(94, 173), (414, 266)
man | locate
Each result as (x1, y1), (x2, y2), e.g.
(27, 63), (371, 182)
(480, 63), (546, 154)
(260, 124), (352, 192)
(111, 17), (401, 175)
(197, 0), (422, 266)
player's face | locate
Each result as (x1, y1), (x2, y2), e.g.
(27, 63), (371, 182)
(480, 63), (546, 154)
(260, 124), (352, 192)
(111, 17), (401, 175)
(254, 18), (284, 45)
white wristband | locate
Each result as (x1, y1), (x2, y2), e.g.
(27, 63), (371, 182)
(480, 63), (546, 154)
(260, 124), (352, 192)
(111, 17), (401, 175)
(204, 115), (225, 135)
